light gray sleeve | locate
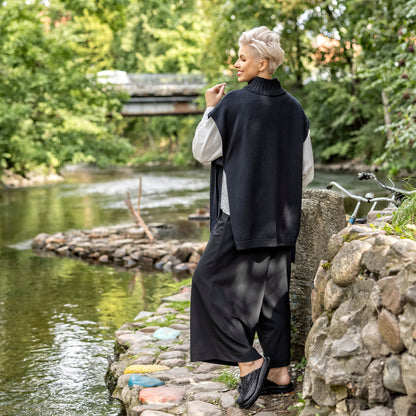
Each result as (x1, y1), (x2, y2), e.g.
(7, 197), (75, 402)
(192, 107), (223, 163)
(302, 130), (314, 189)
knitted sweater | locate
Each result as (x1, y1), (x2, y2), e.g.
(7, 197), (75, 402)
(209, 76), (309, 250)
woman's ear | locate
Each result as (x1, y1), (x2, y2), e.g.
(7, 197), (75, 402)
(258, 59), (269, 73)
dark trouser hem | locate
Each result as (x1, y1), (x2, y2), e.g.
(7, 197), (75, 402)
(190, 349), (262, 367)
(269, 360), (291, 368)
(191, 357), (239, 366)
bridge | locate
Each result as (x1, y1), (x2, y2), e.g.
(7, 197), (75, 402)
(97, 71), (206, 116)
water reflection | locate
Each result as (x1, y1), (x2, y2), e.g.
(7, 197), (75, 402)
(0, 247), (190, 415)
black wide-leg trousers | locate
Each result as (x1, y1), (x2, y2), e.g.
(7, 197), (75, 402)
(190, 211), (292, 368)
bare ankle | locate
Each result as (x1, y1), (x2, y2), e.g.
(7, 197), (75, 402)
(267, 366), (291, 385)
(238, 358), (264, 377)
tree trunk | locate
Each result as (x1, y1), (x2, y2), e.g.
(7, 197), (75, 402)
(381, 90), (392, 142)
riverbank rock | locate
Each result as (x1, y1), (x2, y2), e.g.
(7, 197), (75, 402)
(301, 211), (416, 415)
(1, 169), (64, 188)
(32, 223), (207, 277)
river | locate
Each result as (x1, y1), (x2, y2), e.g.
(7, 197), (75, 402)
(0, 167), (383, 415)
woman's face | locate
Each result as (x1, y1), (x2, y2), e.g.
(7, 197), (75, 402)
(234, 44), (264, 82)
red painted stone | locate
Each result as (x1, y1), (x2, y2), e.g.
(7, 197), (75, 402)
(139, 386), (185, 404)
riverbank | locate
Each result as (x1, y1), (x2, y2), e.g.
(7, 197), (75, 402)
(0, 169), (64, 188)
(106, 285), (304, 416)
(32, 224), (206, 277)
(0, 161), (381, 191)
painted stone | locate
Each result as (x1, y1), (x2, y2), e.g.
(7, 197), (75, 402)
(128, 374), (165, 388)
(124, 364), (170, 375)
(152, 327), (181, 340)
(139, 386), (185, 404)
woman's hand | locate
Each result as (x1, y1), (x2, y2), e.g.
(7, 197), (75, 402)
(205, 83), (226, 107)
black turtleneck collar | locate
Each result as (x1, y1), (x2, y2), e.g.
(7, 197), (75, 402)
(245, 76), (286, 97)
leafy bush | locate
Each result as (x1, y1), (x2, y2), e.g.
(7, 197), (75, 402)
(383, 189), (416, 240)
(0, 1), (133, 175)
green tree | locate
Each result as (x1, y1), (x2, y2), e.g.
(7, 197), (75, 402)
(2, 0), (415, 175)
(355, 0), (416, 174)
(110, 0), (209, 167)
(299, 0), (385, 164)
(298, 0), (416, 173)
(199, 0), (317, 88)
(0, 1), (133, 175)
(112, 0), (208, 74)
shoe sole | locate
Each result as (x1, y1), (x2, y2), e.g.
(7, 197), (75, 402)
(260, 383), (294, 396)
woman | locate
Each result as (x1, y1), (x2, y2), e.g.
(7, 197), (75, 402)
(190, 26), (314, 409)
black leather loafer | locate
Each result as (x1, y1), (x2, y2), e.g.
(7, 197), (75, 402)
(236, 356), (271, 409)
(260, 379), (294, 395)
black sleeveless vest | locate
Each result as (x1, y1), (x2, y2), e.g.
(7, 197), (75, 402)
(209, 76), (309, 250)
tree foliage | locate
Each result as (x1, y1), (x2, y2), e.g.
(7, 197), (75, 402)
(110, 0), (209, 166)
(355, 0), (416, 174)
(0, 0), (415, 176)
(0, 0), (132, 175)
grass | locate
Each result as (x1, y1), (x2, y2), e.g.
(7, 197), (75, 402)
(214, 370), (240, 390)
(383, 191), (416, 240)
(170, 277), (192, 292)
(321, 261), (331, 271)
(287, 392), (306, 414)
(140, 313), (179, 328)
(168, 300), (191, 313)
(295, 357), (307, 382)
(393, 199), (416, 226)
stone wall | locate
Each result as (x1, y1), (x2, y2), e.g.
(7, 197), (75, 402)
(301, 219), (416, 416)
(290, 189), (346, 360)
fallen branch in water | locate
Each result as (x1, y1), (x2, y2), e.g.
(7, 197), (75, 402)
(124, 176), (154, 241)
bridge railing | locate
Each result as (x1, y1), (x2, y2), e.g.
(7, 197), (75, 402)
(127, 73), (206, 96)
(98, 71), (206, 97)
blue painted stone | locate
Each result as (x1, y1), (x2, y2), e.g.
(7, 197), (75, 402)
(152, 327), (181, 340)
(128, 374), (165, 388)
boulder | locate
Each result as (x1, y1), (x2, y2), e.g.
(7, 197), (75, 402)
(378, 309), (405, 353)
(378, 276), (405, 315)
(401, 353), (416, 403)
(291, 189), (346, 360)
(331, 240), (372, 287)
(139, 386), (186, 405)
(399, 304), (416, 355)
(393, 396), (416, 416)
(383, 355), (406, 394)
(187, 401), (223, 416)
(361, 320), (383, 359)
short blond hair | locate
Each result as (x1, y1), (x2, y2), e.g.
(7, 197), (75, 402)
(239, 26), (285, 74)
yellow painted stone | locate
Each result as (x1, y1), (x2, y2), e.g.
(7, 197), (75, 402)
(124, 365), (170, 375)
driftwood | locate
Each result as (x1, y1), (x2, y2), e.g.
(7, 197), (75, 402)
(124, 176), (154, 241)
